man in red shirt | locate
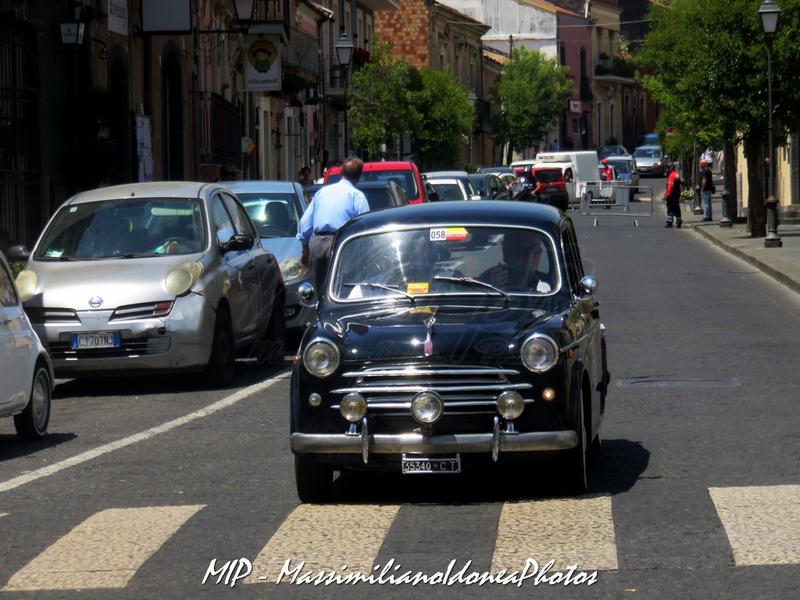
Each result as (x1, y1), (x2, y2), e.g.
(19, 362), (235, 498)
(601, 159), (614, 182)
(664, 163), (682, 228)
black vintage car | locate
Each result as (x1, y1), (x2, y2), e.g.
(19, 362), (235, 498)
(291, 201), (609, 501)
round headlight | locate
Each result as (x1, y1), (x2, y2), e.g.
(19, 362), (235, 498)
(520, 333), (559, 373)
(279, 257), (308, 282)
(165, 261), (203, 296)
(411, 391), (443, 425)
(497, 391), (525, 420)
(302, 339), (340, 378)
(340, 393), (366, 422)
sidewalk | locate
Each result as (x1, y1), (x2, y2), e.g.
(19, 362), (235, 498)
(680, 196), (800, 295)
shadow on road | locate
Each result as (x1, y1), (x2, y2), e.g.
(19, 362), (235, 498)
(52, 362), (289, 399)
(320, 438), (649, 505)
(0, 432), (77, 462)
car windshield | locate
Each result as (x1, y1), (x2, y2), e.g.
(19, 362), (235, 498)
(328, 169), (418, 199)
(34, 198), (205, 260)
(607, 160), (631, 173)
(430, 183), (465, 201)
(238, 193), (301, 238)
(331, 227), (559, 301)
(634, 148), (661, 158)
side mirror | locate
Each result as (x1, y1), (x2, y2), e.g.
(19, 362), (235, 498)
(297, 281), (317, 307)
(580, 275), (599, 296)
(221, 234), (254, 253)
(6, 245), (30, 261)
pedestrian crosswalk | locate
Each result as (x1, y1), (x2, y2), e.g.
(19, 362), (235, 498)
(2, 486), (800, 591)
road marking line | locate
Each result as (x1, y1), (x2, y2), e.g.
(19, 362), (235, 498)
(247, 504), (401, 583)
(2, 505), (204, 591)
(0, 373), (289, 495)
(491, 496), (618, 572)
(0, 512), (7, 518)
(710, 485), (800, 566)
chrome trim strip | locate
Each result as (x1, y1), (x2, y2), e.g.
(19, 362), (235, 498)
(332, 398), (535, 410)
(561, 333), (590, 353)
(291, 430), (579, 454)
(342, 367), (519, 377)
(331, 383), (533, 394)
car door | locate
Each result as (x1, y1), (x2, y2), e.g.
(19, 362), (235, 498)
(0, 258), (31, 412)
(222, 192), (271, 336)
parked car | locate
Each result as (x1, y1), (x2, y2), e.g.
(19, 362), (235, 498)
(356, 181), (410, 211)
(530, 166), (570, 211)
(0, 250), (54, 440)
(15, 182), (286, 383)
(478, 166), (515, 175)
(605, 157), (639, 201)
(424, 171), (480, 199)
(290, 201), (609, 501)
(325, 161), (426, 204)
(226, 181), (312, 337)
(633, 145), (667, 176)
(469, 173), (505, 199)
(597, 145), (631, 160)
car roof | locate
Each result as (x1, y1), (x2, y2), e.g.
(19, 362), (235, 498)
(426, 178), (461, 185)
(341, 199), (564, 237)
(356, 181), (396, 189)
(224, 180), (298, 193)
(66, 182), (210, 205)
(634, 145), (662, 151)
(328, 161), (417, 173)
(424, 170), (469, 178)
(478, 166), (514, 173)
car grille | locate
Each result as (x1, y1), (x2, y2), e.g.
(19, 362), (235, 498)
(331, 365), (532, 415)
(47, 337), (171, 360)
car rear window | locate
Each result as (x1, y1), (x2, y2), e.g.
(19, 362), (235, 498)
(328, 170), (418, 199)
(534, 170), (562, 183)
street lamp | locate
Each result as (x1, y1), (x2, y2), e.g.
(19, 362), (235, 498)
(335, 32), (354, 157)
(759, 0), (783, 247)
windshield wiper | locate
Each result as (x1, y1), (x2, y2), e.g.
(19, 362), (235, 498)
(119, 252), (155, 259)
(434, 275), (509, 308)
(343, 282), (415, 304)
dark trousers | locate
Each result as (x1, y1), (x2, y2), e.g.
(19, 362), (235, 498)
(309, 234), (334, 291)
(666, 195), (682, 222)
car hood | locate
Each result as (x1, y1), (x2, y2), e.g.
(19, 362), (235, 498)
(26, 254), (206, 310)
(319, 304), (560, 363)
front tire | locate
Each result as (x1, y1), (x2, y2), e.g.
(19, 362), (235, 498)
(566, 388), (589, 494)
(207, 307), (235, 388)
(295, 455), (334, 503)
(14, 366), (51, 441)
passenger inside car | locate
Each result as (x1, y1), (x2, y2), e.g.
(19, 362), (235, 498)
(478, 230), (552, 293)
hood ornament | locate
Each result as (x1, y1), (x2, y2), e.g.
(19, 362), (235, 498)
(423, 314), (436, 357)
(88, 296), (103, 308)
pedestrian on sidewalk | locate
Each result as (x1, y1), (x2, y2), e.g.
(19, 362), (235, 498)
(297, 156), (370, 290)
(700, 159), (714, 221)
(664, 162), (682, 228)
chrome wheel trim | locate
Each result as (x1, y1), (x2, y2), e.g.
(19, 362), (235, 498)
(32, 370), (50, 433)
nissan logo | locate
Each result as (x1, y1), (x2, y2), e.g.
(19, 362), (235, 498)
(88, 296), (103, 308)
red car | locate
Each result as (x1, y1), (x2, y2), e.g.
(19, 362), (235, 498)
(324, 161), (426, 204)
(514, 166), (569, 211)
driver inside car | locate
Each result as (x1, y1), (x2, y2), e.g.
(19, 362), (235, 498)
(479, 230), (552, 293)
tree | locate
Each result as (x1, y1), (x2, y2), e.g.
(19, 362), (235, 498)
(349, 43), (416, 159)
(495, 46), (572, 162)
(636, 0), (800, 236)
(410, 68), (474, 170)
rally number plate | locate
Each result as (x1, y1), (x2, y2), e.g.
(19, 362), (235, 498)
(401, 454), (461, 474)
(71, 332), (121, 350)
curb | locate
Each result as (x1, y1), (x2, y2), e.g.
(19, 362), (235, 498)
(693, 225), (800, 296)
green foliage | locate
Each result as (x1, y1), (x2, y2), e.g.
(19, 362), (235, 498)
(349, 42), (416, 158)
(463, 163), (481, 174)
(10, 260), (24, 279)
(495, 47), (572, 154)
(410, 68), (474, 170)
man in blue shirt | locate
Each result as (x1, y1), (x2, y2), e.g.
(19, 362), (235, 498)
(298, 157), (370, 290)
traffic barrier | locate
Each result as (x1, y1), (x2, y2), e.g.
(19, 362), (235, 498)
(571, 181), (654, 227)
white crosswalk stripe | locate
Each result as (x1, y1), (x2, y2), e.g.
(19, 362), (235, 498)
(2, 505), (204, 591)
(246, 504), (401, 583)
(710, 485), (800, 566)
(491, 495), (618, 572)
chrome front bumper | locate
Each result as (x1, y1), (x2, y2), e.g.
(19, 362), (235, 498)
(291, 429), (578, 457)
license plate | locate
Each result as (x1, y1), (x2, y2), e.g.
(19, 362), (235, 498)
(71, 332), (121, 350)
(401, 454), (461, 474)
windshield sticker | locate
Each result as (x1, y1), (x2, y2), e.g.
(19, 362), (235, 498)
(68, 207), (78, 213)
(45, 249), (64, 258)
(429, 227), (469, 242)
(407, 282), (429, 294)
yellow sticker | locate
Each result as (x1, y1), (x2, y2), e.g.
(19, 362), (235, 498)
(407, 282), (429, 294)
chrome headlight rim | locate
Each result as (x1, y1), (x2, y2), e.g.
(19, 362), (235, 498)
(410, 390), (443, 425)
(520, 333), (560, 374)
(340, 392), (367, 422)
(497, 390), (525, 420)
(302, 338), (341, 378)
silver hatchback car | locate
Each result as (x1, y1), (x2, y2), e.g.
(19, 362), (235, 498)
(15, 182), (285, 384)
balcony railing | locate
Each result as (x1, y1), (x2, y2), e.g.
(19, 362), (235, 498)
(595, 57), (635, 79)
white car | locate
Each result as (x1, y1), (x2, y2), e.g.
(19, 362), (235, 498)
(0, 251), (53, 440)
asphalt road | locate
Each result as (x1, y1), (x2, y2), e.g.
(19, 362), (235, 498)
(2, 177), (800, 599)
